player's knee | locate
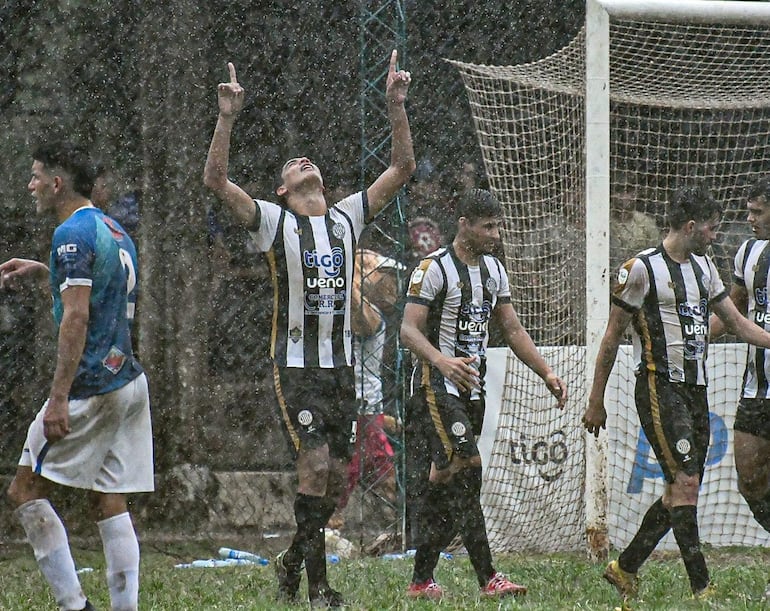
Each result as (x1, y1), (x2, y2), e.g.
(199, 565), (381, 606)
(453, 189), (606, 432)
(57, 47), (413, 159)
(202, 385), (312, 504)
(671, 472), (700, 504)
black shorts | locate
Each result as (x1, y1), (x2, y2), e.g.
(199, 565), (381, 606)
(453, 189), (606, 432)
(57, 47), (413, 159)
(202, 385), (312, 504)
(408, 386), (484, 471)
(635, 371), (709, 484)
(273, 364), (356, 460)
(734, 397), (770, 440)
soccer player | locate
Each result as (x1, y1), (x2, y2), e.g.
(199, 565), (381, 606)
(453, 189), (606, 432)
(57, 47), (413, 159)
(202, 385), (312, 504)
(1, 141), (151, 611)
(203, 50), (415, 607)
(582, 182), (770, 606)
(709, 178), (770, 601)
(400, 188), (567, 600)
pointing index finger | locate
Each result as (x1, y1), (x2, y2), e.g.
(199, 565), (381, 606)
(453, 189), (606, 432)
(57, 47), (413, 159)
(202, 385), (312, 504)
(227, 62), (238, 84)
(389, 49), (397, 73)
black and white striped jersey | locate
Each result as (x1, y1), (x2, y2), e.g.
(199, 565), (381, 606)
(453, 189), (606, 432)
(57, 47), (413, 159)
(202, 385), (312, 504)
(613, 246), (728, 386)
(247, 192), (368, 368)
(733, 238), (770, 398)
(405, 244), (511, 399)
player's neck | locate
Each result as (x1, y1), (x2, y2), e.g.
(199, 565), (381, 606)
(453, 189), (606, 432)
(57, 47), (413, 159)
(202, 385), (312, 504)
(287, 192), (327, 217)
(452, 237), (481, 266)
(57, 196), (94, 223)
(662, 233), (691, 263)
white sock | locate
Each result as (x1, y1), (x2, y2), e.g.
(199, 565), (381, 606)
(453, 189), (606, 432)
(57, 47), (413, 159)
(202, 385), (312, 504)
(15, 499), (87, 611)
(98, 512), (139, 611)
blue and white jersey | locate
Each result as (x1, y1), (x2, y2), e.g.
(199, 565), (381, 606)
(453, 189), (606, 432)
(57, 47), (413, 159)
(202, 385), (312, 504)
(49, 206), (143, 399)
(97, 210), (138, 327)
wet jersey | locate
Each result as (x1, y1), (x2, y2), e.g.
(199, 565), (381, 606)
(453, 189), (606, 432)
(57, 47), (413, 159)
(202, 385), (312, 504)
(247, 192), (369, 368)
(49, 207), (143, 399)
(405, 244), (511, 400)
(97, 211), (138, 327)
(733, 238), (770, 398)
(613, 245), (727, 386)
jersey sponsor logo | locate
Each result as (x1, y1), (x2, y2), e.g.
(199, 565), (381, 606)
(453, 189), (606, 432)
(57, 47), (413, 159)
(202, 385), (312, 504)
(618, 267), (629, 285)
(56, 243), (78, 256)
(458, 320), (488, 332)
(756, 287), (768, 306)
(683, 338), (706, 360)
(683, 322), (708, 336)
(303, 248), (344, 277)
(306, 276), (345, 289)
(678, 299), (708, 318)
(754, 311), (770, 325)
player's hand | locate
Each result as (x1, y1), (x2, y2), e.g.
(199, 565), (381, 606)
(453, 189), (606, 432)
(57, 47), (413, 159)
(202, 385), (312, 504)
(43, 396), (71, 443)
(217, 62), (244, 117)
(0, 258), (48, 290)
(582, 398), (607, 438)
(436, 355), (480, 393)
(545, 372), (567, 409)
(385, 49), (411, 105)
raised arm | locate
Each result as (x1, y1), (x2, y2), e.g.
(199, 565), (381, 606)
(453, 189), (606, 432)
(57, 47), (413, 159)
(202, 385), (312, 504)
(583, 303), (634, 437)
(366, 50), (416, 218)
(493, 302), (567, 408)
(203, 62), (257, 226)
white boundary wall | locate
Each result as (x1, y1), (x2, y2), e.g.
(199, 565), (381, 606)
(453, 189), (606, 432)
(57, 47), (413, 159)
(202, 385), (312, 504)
(481, 345), (770, 551)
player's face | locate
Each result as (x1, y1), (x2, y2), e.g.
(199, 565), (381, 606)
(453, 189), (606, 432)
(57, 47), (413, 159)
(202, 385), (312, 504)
(460, 215), (502, 256)
(28, 160), (57, 216)
(689, 214), (720, 256)
(747, 196), (770, 240)
(280, 157), (324, 192)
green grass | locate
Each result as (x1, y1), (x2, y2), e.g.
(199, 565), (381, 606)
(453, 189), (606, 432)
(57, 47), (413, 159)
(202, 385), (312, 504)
(0, 544), (768, 610)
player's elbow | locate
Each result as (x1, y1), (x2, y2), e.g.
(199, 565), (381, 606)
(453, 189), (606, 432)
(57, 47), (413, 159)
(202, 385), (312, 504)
(203, 168), (227, 193)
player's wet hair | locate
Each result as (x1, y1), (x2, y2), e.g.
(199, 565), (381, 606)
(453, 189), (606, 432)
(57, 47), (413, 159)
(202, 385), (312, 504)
(33, 141), (94, 199)
(455, 188), (503, 222)
(666, 182), (723, 229)
(748, 177), (770, 204)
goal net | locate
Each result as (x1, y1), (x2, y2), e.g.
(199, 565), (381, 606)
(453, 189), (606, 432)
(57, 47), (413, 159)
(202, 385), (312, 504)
(451, 2), (770, 553)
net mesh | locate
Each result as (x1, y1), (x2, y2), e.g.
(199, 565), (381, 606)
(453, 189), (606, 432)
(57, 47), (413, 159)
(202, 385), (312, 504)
(453, 17), (770, 552)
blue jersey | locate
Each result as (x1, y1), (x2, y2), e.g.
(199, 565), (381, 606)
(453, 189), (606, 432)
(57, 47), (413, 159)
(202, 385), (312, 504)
(97, 210), (138, 327)
(49, 206), (143, 399)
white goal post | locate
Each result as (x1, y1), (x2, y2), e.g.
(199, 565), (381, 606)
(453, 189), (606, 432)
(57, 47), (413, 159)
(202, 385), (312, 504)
(452, 0), (770, 557)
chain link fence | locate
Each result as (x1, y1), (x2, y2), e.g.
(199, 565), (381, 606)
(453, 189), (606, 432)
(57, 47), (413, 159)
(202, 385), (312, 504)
(0, 0), (583, 553)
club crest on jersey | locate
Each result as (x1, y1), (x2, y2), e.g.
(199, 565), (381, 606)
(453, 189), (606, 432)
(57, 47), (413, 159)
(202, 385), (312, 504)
(756, 287), (768, 306)
(294, 227), (303, 235)
(617, 268), (629, 285)
(304, 247), (344, 277)
(485, 277), (497, 294)
(332, 222), (346, 240)
(102, 346), (127, 374)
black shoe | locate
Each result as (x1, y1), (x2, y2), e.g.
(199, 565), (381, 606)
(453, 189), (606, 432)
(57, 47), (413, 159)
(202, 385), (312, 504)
(309, 584), (345, 608)
(70, 601), (95, 611)
(274, 549), (302, 602)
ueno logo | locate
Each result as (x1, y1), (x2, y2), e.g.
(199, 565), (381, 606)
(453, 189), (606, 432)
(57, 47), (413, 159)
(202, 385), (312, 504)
(304, 248), (344, 277)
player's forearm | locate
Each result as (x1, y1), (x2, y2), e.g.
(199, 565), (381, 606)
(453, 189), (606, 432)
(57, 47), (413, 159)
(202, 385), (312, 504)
(387, 101), (416, 180)
(203, 114), (236, 192)
(506, 328), (554, 382)
(588, 338), (620, 404)
(400, 322), (444, 367)
(49, 312), (88, 401)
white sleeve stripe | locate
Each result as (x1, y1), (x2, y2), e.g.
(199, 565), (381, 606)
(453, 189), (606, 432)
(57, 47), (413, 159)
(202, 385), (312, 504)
(60, 278), (93, 292)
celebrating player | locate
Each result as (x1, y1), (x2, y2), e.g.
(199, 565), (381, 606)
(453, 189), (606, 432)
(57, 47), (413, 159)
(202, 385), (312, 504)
(400, 188), (567, 600)
(583, 182), (770, 606)
(3, 141), (151, 611)
(203, 50), (415, 607)
(710, 178), (770, 601)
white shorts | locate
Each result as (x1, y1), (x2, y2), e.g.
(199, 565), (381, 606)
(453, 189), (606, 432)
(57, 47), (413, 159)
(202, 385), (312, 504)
(19, 373), (154, 493)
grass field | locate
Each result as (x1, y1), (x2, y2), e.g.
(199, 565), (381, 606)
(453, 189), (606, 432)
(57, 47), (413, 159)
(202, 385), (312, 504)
(1, 543), (769, 610)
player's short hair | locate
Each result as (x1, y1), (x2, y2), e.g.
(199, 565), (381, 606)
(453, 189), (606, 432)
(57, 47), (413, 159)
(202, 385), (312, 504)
(748, 177), (770, 204)
(455, 188), (502, 222)
(33, 141), (94, 198)
(665, 182), (723, 230)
